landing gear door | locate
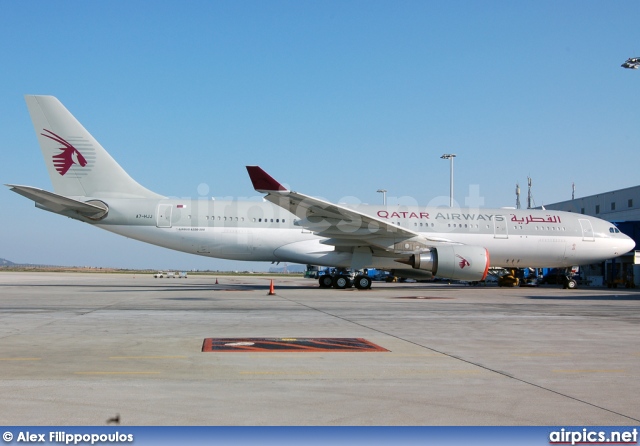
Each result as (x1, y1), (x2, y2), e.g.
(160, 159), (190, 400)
(157, 204), (173, 228)
(579, 219), (595, 241)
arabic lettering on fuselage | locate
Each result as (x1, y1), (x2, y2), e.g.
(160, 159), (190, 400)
(376, 210), (504, 221)
(510, 214), (562, 224)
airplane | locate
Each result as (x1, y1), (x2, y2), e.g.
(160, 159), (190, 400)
(7, 95), (636, 290)
(621, 57), (640, 69)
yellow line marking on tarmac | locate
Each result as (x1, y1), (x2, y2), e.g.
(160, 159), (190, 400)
(553, 369), (626, 374)
(239, 371), (322, 375)
(512, 353), (572, 357)
(109, 356), (187, 360)
(74, 371), (161, 375)
(387, 353), (448, 357)
(399, 369), (483, 375)
(0, 357), (41, 361)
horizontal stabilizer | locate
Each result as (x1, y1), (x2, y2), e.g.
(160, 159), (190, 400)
(6, 184), (108, 220)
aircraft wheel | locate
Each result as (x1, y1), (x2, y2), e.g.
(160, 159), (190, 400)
(333, 275), (351, 289)
(319, 276), (333, 288)
(566, 279), (577, 289)
(354, 275), (372, 290)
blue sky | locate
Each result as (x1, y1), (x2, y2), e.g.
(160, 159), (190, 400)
(2, 1), (640, 270)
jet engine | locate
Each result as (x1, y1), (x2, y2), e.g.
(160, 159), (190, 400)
(398, 245), (490, 281)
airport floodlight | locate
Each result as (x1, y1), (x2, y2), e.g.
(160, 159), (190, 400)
(440, 154), (456, 207)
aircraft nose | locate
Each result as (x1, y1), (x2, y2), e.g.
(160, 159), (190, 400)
(623, 235), (636, 253)
(615, 234), (636, 256)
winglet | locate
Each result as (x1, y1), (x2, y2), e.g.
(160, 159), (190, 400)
(246, 166), (289, 193)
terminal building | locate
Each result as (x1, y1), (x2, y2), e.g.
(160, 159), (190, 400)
(544, 185), (640, 287)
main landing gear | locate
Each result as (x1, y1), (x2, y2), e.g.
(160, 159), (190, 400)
(353, 275), (372, 290)
(317, 270), (372, 290)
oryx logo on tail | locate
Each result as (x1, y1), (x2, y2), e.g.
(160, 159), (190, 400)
(41, 129), (87, 176)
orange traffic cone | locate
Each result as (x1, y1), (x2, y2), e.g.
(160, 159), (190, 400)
(215, 278), (219, 285)
(267, 279), (276, 295)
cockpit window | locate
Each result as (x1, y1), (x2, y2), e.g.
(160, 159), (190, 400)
(609, 227), (620, 233)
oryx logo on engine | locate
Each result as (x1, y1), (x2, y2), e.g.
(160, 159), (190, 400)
(456, 254), (470, 269)
(42, 129), (87, 176)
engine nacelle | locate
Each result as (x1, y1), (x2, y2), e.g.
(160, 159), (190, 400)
(404, 245), (490, 281)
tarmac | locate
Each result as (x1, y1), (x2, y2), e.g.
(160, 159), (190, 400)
(0, 272), (639, 426)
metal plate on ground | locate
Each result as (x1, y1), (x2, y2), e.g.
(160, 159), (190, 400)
(202, 337), (389, 352)
(393, 296), (454, 300)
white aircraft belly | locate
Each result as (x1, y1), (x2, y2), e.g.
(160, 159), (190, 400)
(98, 225), (314, 262)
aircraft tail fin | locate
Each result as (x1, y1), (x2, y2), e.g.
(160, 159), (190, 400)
(24, 95), (164, 199)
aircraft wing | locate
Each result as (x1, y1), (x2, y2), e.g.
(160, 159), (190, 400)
(246, 166), (453, 253)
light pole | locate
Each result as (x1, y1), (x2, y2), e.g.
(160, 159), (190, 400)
(376, 189), (387, 206)
(440, 154), (456, 207)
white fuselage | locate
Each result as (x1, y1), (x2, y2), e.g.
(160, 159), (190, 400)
(93, 198), (634, 270)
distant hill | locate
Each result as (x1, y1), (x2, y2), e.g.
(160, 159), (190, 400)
(268, 264), (306, 274)
(0, 258), (16, 266)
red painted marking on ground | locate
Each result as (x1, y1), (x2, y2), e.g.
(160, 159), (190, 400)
(202, 338), (389, 352)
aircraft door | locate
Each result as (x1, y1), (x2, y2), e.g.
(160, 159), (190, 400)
(579, 219), (595, 241)
(156, 204), (173, 228)
(493, 215), (508, 239)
